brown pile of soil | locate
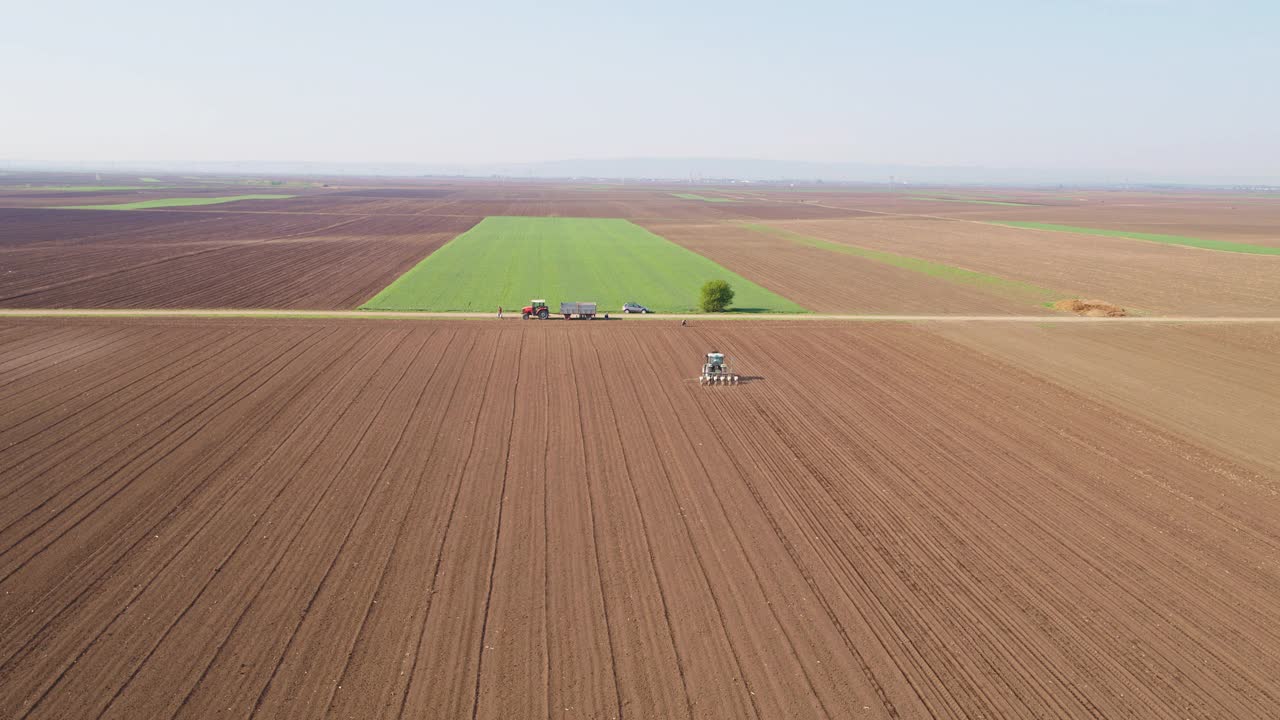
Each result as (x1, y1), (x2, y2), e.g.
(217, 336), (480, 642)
(1052, 299), (1127, 317)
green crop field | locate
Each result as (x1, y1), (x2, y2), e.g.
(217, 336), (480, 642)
(907, 196), (1036, 207)
(57, 194), (296, 210)
(362, 216), (806, 313)
(994, 221), (1280, 255)
(670, 192), (739, 203)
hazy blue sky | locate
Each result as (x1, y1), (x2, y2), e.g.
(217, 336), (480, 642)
(4, 0), (1276, 177)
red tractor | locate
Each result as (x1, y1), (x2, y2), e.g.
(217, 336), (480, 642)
(521, 299), (551, 320)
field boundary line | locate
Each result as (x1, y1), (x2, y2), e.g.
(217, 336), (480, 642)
(3, 308), (1280, 322)
(470, 328), (526, 720)
(565, 334), (627, 718)
(588, 339), (696, 717)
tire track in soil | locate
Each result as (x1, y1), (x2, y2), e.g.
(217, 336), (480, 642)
(727, 326), (1153, 717)
(0, 325), (141, 399)
(469, 328), (533, 719)
(4, 326), (364, 718)
(0, 325), (221, 454)
(609, 330), (845, 718)
(674, 326), (943, 720)
(692, 323), (1279, 718)
(3, 319), (1278, 719)
(568, 333), (758, 719)
(698, 326), (1018, 717)
(0, 327), (317, 586)
(563, 325), (694, 719)
(397, 329), (526, 719)
(322, 330), (493, 720)
(97, 330), (425, 720)
(0, 325), (151, 409)
(0, 327), (378, 709)
(840, 328), (1280, 716)
(299, 327), (494, 717)
(472, 329), (551, 719)
(560, 334), (628, 719)
(0, 325), (110, 378)
(174, 330), (439, 719)
(0, 327), (309, 623)
(568, 333), (696, 717)
(247, 329), (463, 719)
(0, 326), (264, 511)
(535, 331), (625, 719)
(636, 327), (923, 718)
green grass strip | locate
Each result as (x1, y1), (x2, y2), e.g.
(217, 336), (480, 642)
(741, 222), (1060, 305)
(363, 216), (806, 314)
(907, 196), (1036, 207)
(670, 192), (740, 203)
(993, 221), (1280, 255)
(57, 194), (296, 210)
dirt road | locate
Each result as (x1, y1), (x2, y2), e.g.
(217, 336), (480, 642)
(1, 307), (1279, 322)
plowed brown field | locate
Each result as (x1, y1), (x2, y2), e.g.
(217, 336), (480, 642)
(933, 322), (1280, 475)
(644, 220), (1049, 314)
(2, 317), (1277, 719)
(0, 211), (478, 309)
(826, 192), (1280, 247)
(766, 215), (1280, 316)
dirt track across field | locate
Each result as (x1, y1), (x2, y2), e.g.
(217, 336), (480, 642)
(2, 317), (1277, 719)
(2, 308), (1280, 322)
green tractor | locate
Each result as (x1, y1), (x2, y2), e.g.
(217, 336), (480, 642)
(521, 299), (550, 320)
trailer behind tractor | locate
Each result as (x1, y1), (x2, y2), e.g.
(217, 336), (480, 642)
(560, 302), (597, 319)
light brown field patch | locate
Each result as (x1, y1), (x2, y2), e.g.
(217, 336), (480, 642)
(931, 321), (1280, 475)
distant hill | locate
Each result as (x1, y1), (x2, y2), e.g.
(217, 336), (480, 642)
(4, 157), (1276, 187)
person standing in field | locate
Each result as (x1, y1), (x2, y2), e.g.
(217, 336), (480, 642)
(497, 306), (503, 319)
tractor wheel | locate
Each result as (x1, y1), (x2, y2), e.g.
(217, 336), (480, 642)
(538, 310), (549, 320)
(522, 312), (531, 320)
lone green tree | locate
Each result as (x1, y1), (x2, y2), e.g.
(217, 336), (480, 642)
(699, 279), (735, 312)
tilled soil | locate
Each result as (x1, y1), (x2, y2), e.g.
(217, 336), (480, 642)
(644, 220), (1049, 314)
(933, 322), (1280, 475)
(1, 317), (1277, 719)
(769, 215), (1280, 316)
(0, 211), (478, 309)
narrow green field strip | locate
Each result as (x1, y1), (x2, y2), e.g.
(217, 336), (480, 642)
(670, 192), (740, 203)
(363, 216), (806, 313)
(993, 221), (1280, 255)
(139, 177), (163, 183)
(57, 194), (296, 210)
(920, 192), (1027, 201)
(907, 196), (1037, 207)
(741, 222), (1061, 306)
